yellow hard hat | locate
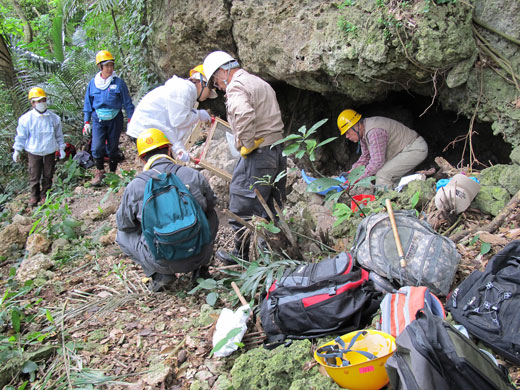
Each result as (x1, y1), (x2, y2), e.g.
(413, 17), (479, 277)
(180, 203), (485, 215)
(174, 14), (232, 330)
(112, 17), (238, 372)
(137, 128), (171, 156)
(337, 109), (362, 135)
(28, 87), (46, 101)
(96, 50), (115, 65)
(314, 330), (396, 390)
(189, 64), (207, 80)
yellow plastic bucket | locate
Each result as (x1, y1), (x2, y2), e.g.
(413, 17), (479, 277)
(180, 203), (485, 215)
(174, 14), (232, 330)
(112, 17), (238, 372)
(314, 330), (396, 390)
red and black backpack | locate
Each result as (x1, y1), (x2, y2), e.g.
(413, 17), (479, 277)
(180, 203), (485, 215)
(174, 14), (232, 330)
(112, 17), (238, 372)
(260, 252), (381, 348)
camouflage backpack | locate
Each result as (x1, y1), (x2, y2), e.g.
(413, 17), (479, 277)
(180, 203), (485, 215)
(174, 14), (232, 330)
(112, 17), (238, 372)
(352, 210), (460, 296)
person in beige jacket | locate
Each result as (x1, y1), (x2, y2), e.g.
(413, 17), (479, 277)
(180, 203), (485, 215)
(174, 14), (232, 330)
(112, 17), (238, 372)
(203, 51), (287, 264)
(337, 109), (428, 188)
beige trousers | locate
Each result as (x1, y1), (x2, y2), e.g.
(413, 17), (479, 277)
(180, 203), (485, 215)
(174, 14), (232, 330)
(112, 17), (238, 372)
(376, 136), (428, 187)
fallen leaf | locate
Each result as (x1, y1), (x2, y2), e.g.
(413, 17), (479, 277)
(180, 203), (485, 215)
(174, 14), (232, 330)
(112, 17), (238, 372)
(477, 232), (508, 246)
(110, 328), (123, 339)
(126, 380), (144, 390)
(139, 328), (153, 336)
(505, 228), (520, 240)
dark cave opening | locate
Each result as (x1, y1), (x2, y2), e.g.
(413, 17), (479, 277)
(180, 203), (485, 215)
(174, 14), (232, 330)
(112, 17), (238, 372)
(272, 84), (513, 176)
(201, 82), (512, 177)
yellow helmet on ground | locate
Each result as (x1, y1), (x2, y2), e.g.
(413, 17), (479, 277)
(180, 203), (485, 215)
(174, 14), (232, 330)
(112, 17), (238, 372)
(314, 329), (396, 390)
(137, 128), (171, 156)
(337, 109), (362, 135)
(28, 87), (46, 101)
(96, 50), (115, 65)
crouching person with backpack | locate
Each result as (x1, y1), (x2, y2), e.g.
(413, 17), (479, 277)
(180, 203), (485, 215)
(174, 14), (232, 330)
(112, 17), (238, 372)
(116, 128), (219, 292)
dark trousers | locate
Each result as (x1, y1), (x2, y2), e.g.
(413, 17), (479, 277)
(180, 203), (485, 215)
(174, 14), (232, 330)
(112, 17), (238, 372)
(27, 152), (56, 200)
(228, 144), (287, 245)
(91, 111), (123, 161)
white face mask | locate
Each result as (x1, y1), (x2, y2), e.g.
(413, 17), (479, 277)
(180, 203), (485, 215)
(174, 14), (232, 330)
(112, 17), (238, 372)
(35, 101), (47, 113)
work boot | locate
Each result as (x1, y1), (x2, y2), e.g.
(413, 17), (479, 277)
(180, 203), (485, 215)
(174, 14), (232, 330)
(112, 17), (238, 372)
(150, 273), (176, 292)
(109, 159), (118, 173)
(191, 266), (211, 286)
(216, 244), (249, 265)
(91, 169), (105, 187)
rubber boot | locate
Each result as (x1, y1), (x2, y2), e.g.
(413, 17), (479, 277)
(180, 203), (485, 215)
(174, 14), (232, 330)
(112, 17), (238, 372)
(109, 159), (118, 173)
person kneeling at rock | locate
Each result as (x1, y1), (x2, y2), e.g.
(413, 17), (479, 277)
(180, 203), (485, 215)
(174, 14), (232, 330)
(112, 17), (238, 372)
(116, 128), (219, 292)
(337, 109), (428, 189)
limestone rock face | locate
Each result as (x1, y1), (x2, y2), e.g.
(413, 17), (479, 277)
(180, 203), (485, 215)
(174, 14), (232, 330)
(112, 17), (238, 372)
(147, 0), (519, 147)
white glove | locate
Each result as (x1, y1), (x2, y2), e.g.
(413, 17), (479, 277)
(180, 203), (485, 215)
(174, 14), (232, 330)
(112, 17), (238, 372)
(176, 149), (190, 163)
(12, 150), (20, 163)
(59, 148), (66, 159)
(83, 122), (91, 136)
(197, 110), (211, 122)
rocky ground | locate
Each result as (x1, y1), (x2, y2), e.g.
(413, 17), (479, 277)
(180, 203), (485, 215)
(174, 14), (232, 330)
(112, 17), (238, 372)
(0, 133), (519, 389)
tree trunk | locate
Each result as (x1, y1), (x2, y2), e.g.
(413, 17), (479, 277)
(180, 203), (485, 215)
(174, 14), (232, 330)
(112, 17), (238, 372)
(0, 34), (15, 88)
(10, 0), (33, 43)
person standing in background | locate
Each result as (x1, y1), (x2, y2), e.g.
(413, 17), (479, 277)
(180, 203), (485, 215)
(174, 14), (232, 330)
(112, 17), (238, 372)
(13, 87), (66, 207)
(83, 50), (134, 186)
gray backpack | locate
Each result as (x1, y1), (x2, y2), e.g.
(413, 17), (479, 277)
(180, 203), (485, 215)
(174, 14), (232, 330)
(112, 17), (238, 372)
(352, 210), (460, 296)
(385, 309), (515, 390)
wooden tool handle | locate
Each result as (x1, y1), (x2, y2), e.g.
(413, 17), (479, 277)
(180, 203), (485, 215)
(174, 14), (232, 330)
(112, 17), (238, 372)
(231, 281), (253, 318)
(385, 199), (407, 268)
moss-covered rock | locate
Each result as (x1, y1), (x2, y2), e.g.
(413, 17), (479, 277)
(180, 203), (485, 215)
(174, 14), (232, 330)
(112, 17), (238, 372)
(473, 185), (511, 216)
(398, 178), (436, 209)
(230, 339), (339, 390)
(510, 146), (520, 165)
(477, 164), (520, 196)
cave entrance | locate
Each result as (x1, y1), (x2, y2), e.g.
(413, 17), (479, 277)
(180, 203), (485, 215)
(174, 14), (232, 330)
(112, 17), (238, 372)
(272, 84), (512, 177)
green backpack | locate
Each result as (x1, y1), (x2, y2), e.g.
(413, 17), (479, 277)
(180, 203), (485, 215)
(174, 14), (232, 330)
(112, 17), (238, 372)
(140, 165), (211, 261)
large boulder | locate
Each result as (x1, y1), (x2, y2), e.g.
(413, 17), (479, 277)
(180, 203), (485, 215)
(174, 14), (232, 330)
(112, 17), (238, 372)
(146, 0), (520, 148)
(473, 185), (510, 216)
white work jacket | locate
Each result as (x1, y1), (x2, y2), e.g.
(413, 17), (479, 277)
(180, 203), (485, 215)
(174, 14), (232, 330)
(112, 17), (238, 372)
(127, 76), (204, 152)
(14, 109), (65, 156)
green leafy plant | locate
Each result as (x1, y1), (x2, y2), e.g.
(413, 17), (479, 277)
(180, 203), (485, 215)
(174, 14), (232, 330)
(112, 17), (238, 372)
(469, 235), (491, 255)
(338, 0), (356, 8)
(30, 193), (82, 239)
(189, 278), (230, 307)
(53, 159), (87, 194)
(238, 248), (305, 300)
(101, 168), (136, 203)
(271, 119), (335, 162)
(338, 18), (358, 36)
(306, 166), (376, 225)
(271, 119), (336, 178)
(209, 327), (244, 358)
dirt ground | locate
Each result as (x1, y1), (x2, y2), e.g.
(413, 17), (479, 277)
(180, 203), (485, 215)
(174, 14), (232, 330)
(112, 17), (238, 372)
(1, 134), (519, 389)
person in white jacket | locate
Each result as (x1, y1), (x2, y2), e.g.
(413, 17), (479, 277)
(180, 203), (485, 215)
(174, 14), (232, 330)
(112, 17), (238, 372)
(127, 65), (216, 162)
(13, 87), (66, 207)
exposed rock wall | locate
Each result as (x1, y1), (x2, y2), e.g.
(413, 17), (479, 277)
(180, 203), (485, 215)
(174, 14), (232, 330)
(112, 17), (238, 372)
(147, 0), (519, 148)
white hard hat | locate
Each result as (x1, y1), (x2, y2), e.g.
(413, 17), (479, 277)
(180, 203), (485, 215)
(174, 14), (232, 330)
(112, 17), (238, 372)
(203, 51), (236, 82)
